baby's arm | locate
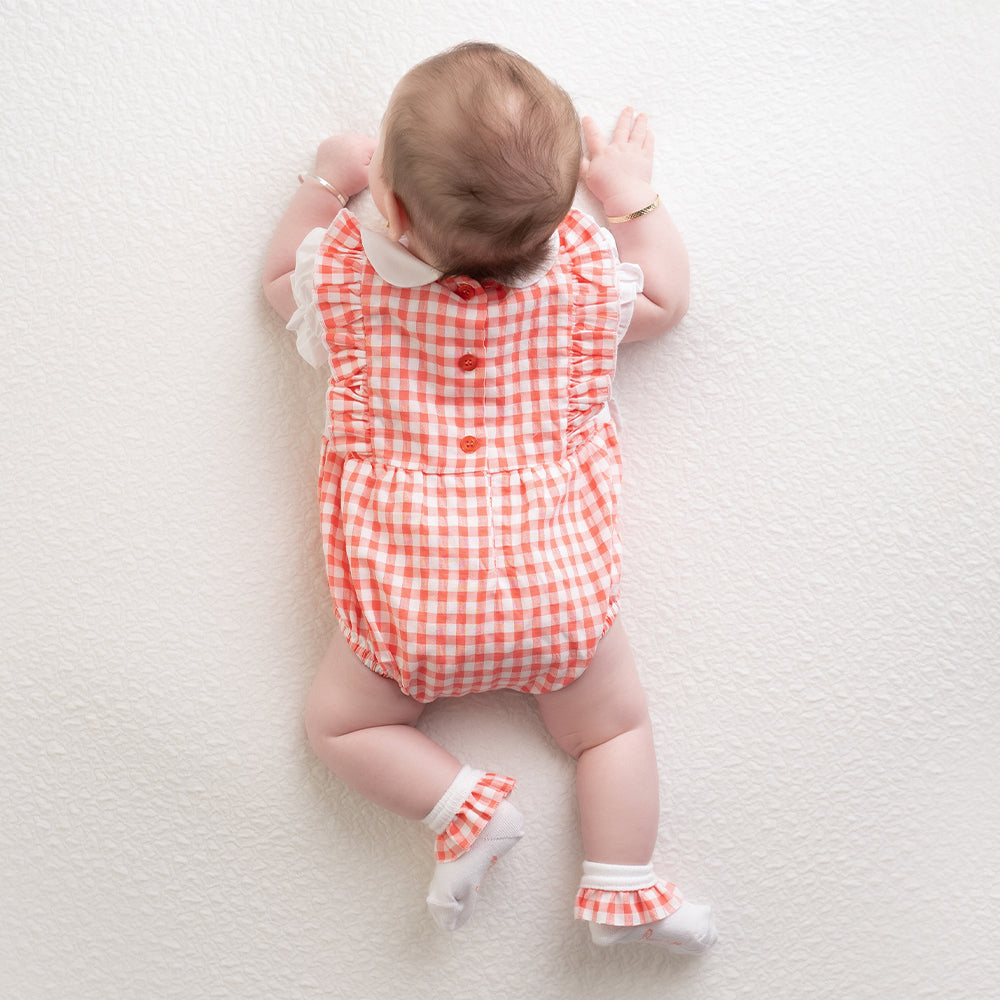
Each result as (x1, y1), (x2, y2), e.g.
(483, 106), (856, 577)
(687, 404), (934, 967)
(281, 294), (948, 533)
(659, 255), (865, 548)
(582, 109), (689, 342)
(262, 134), (377, 323)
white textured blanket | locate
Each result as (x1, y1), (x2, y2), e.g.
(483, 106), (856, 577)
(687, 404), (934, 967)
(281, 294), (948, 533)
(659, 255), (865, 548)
(2, 2), (998, 998)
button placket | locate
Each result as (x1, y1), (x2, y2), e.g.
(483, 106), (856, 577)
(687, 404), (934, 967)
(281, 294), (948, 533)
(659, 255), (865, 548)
(453, 283), (485, 457)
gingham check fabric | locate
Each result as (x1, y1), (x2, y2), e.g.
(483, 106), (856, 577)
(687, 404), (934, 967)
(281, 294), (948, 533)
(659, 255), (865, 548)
(575, 880), (683, 926)
(434, 772), (516, 862)
(312, 209), (623, 702)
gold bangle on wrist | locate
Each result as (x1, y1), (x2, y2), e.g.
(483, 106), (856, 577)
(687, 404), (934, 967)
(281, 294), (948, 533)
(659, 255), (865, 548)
(605, 194), (661, 224)
(298, 172), (348, 207)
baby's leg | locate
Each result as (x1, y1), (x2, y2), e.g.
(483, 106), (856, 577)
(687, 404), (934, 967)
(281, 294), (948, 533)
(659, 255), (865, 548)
(536, 619), (659, 862)
(304, 629), (458, 818)
(304, 631), (522, 929)
(535, 619), (716, 952)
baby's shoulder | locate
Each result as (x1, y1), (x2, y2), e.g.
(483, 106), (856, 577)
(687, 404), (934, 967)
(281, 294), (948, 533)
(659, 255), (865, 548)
(557, 209), (619, 278)
(318, 210), (364, 257)
(314, 211), (368, 288)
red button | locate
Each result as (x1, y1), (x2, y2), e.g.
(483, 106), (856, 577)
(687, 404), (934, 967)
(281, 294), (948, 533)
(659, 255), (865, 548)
(456, 283), (475, 300)
(458, 353), (478, 371)
(460, 435), (480, 453)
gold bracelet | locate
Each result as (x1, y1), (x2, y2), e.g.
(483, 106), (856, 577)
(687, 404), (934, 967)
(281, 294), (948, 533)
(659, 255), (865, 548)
(605, 194), (661, 224)
(298, 172), (347, 207)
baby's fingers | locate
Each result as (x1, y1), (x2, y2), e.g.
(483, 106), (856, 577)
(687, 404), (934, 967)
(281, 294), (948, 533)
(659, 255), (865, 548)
(630, 111), (649, 146)
(612, 106), (635, 145)
(581, 115), (606, 156)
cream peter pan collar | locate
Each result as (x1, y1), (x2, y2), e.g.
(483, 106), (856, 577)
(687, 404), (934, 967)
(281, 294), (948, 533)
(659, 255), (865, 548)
(359, 226), (559, 289)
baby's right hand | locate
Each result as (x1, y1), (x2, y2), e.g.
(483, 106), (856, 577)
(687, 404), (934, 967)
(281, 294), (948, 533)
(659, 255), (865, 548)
(581, 108), (656, 212)
(314, 134), (377, 199)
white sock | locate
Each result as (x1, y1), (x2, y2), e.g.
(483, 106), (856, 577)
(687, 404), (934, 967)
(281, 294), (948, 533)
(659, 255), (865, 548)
(580, 861), (717, 953)
(422, 766), (481, 835)
(588, 900), (717, 952)
(423, 768), (524, 931)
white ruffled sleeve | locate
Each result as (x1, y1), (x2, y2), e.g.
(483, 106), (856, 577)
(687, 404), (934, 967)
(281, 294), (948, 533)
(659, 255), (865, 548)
(286, 226), (329, 369)
(603, 229), (645, 434)
(614, 260), (644, 344)
(589, 223), (643, 342)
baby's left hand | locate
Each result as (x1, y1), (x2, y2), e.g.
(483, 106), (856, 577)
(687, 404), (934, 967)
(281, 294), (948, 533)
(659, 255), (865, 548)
(581, 108), (655, 209)
(314, 134), (378, 199)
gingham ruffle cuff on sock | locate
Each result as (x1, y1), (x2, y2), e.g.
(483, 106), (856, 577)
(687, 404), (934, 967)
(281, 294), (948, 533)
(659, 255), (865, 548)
(574, 862), (683, 925)
(434, 772), (516, 863)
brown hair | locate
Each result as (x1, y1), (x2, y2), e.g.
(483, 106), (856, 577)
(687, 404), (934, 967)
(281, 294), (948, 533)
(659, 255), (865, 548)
(380, 43), (582, 284)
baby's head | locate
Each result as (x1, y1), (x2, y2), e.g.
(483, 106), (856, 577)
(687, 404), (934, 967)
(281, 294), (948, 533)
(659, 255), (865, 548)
(377, 43), (581, 284)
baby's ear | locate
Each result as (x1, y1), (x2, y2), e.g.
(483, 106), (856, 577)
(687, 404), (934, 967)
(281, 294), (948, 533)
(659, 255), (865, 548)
(385, 191), (412, 241)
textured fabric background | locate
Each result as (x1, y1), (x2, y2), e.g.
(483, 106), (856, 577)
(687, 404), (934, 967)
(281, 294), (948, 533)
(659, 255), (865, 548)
(2, 2), (998, 997)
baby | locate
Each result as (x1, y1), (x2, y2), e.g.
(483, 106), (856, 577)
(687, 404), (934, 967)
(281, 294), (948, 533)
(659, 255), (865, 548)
(263, 42), (716, 952)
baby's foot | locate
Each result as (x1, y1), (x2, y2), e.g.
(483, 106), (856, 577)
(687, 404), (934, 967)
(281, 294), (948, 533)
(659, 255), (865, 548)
(426, 800), (524, 931)
(588, 901), (717, 953)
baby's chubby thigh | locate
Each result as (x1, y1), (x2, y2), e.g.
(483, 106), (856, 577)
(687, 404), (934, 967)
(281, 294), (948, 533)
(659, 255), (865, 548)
(302, 629), (462, 819)
(304, 629), (424, 744)
(532, 618), (652, 759)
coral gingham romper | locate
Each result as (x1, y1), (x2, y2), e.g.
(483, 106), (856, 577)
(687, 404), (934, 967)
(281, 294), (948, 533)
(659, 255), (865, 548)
(289, 208), (639, 703)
